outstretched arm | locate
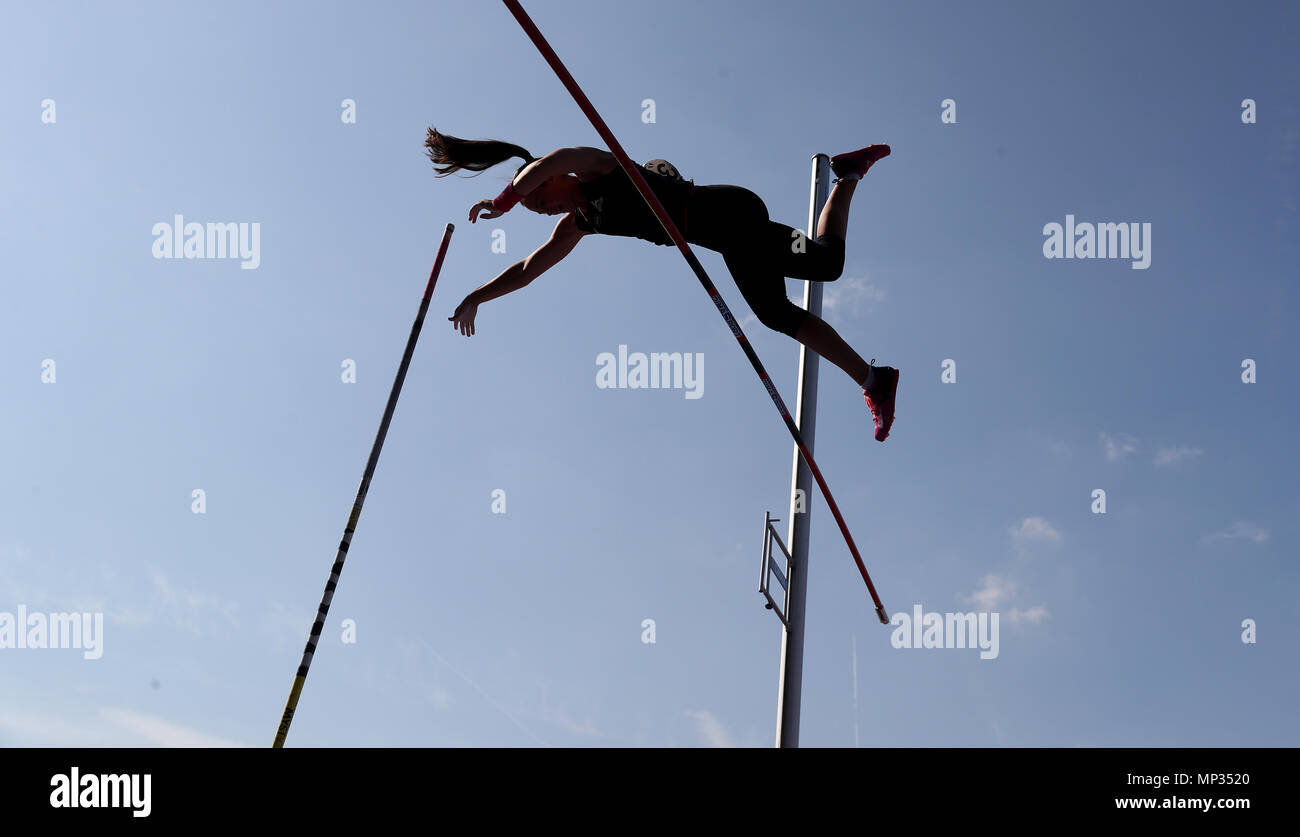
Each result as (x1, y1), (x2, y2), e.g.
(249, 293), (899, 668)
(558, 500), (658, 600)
(512, 146), (618, 193)
(450, 214), (585, 336)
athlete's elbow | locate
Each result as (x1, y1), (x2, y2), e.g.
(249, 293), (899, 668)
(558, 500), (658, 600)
(515, 260), (543, 287)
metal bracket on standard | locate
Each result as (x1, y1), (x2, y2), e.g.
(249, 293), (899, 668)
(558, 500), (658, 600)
(759, 511), (794, 627)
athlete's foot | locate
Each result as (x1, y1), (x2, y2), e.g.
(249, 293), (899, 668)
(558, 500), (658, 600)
(830, 144), (891, 182)
(862, 362), (899, 442)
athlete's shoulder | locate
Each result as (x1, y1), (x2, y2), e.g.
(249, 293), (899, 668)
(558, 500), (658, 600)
(565, 147), (619, 181)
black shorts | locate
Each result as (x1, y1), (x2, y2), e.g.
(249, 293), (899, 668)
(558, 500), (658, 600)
(683, 185), (844, 337)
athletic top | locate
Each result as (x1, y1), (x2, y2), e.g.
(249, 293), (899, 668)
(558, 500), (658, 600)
(572, 163), (696, 247)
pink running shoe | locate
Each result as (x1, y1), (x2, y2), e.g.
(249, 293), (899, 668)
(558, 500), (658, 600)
(863, 361), (899, 442)
(830, 144), (891, 182)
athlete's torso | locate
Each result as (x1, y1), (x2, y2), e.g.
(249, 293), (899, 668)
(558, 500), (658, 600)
(572, 164), (695, 246)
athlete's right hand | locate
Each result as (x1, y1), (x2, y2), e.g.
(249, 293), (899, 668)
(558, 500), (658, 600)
(469, 200), (502, 223)
(450, 297), (478, 336)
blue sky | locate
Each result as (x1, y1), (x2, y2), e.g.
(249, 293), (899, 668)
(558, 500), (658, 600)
(1, 0), (1296, 747)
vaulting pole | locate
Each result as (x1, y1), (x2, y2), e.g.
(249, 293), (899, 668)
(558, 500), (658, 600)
(272, 223), (455, 748)
(500, 0), (888, 622)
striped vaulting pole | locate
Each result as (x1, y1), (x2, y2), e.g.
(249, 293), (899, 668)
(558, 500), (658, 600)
(500, 0), (888, 623)
(272, 223), (455, 747)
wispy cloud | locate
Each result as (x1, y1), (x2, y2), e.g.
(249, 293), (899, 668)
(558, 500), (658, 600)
(2, 546), (241, 636)
(426, 685), (453, 711)
(0, 706), (118, 746)
(0, 704), (245, 747)
(98, 708), (244, 747)
(1202, 521), (1270, 545)
(151, 574), (240, 634)
(683, 709), (735, 747)
(1009, 516), (1062, 546)
(1154, 446), (1203, 467)
(823, 276), (886, 316)
(1007, 605), (1049, 625)
(419, 641), (549, 747)
(961, 570), (1048, 626)
(960, 574), (1017, 610)
(1100, 432), (1139, 462)
(549, 709), (600, 738)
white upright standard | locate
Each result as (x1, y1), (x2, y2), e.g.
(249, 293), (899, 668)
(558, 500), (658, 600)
(774, 154), (832, 748)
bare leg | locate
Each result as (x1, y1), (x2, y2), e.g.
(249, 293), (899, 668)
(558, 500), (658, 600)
(793, 313), (871, 386)
(802, 178), (870, 384)
(816, 178), (856, 240)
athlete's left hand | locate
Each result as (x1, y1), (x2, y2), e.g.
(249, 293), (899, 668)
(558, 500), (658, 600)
(469, 200), (502, 223)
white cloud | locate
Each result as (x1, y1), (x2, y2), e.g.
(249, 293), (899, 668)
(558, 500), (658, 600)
(418, 641), (549, 747)
(0, 707), (119, 747)
(0, 704), (244, 747)
(109, 607), (156, 627)
(151, 574), (240, 634)
(1, 546), (243, 636)
(823, 276), (886, 316)
(549, 709), (600, 738)
(1202, 521), (1270, 545)
(263, 599), (314, 646)
(1009, 517), (1062, 546)
(683, 709), (735, 748)
(98, 708), (244, 747)
(1154, 446), (1203, 467)
(1047, 439), (1072, 461)
(961, 574), (1048, 627)
(1007, 605), (1049, 625)
(961, 574), (1017, 610)
(1101, 432), (1139, 462)
(426, 686), (453, 711)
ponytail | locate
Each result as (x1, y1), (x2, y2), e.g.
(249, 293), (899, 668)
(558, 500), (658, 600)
(425, 127), (535, 178)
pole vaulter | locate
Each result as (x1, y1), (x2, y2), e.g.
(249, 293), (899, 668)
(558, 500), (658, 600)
(497, 0), (890, 623)
(272, 224), (455, 747)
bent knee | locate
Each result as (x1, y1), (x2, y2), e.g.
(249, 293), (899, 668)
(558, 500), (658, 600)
(755, 302), (808, 338)
(817, 257), (845, 283)
(818, 235), (845, 281)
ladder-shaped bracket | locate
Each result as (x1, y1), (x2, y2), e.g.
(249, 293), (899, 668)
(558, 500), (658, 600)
(759, 511), (793, 627)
